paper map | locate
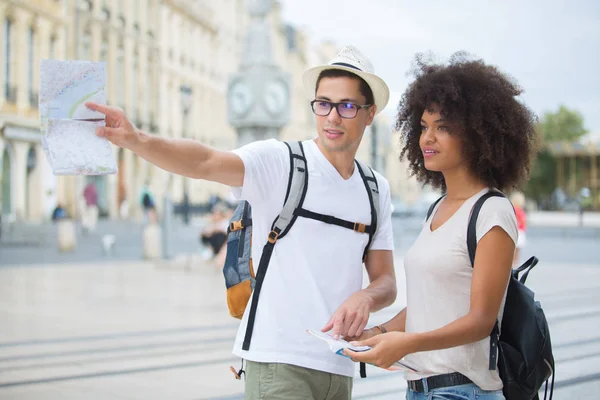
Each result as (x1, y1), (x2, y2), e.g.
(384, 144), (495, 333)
(306, 329), (420, 372)
(39, 59), (117, 175)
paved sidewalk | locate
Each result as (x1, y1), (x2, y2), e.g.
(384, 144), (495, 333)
(0, 257), (599, 399)
(528, 211), (600, 227)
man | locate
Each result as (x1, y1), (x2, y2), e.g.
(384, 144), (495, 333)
(86, 45), (396, 399)
(139, 181), (156, 223)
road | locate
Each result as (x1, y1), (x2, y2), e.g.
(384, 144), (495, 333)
(1, 216), (599, 267)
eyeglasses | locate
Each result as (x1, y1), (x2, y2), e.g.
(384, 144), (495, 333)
(310, 100), (372, 119)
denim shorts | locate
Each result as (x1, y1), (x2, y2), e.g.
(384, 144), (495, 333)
(406, 383), (505, 400)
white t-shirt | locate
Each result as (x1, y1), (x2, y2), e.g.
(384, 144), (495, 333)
(231, 139), (394, 377)
(402, 188), (517, 390)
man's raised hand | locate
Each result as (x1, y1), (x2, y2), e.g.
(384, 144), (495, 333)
(85, 102), (139, 150)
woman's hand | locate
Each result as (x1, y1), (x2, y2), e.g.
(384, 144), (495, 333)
(343, 331), (418, 369)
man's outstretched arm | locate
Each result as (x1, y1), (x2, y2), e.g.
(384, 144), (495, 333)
(86, 102), (244, 187)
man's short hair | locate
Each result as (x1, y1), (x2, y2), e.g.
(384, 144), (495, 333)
(315, 69), (375, 106)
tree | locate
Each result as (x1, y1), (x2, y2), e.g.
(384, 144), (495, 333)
(524, 106), (587, 206)
(538, 106), (587, 142)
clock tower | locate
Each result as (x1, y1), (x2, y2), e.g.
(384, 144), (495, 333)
(227, 0), (291, 146)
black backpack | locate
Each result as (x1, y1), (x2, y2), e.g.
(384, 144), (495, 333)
(427, 191), (555, 400)
(142, 193), (153, 208)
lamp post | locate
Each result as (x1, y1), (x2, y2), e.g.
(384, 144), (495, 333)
(371, 119), (378, 171)
(180, 85), (193, 225)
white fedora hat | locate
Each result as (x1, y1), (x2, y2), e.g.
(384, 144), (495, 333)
(302, 45), (390, 115)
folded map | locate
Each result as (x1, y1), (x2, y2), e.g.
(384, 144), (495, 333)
(307, 329), (419, 373)
(39, 59), (117, 175)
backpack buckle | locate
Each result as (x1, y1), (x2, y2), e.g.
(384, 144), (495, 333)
(353, 223), (366, 233)
(267, 230), (279, 243)
(230, 220), (244, 232)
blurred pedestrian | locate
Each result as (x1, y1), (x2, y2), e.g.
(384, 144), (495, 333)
(139, 182), (156, 224)
(199, 203), (230, 264)
(51, 203), (67, 221)
(510, 191), (527, 266)
(82, 182), (99, 233)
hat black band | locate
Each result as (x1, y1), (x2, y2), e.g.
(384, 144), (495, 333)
(331, 62), (362, 71)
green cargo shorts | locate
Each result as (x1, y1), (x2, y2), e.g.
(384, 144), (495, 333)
(244, 360), (353, 400)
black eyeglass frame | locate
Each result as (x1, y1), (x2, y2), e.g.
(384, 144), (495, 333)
(310, 100), (373, 119)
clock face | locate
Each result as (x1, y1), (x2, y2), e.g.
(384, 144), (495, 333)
(264, 79), (289, 116)
(229, 80), (254, 117)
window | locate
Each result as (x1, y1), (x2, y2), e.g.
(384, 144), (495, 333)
(146, 54), (153, 125)
(147, 0), (153, 31)
(49, 35), (57, 59)
(3, 18), (12, 100)
(100, 36), (108, 61)
(116, 47), (124, 107)
(81, 30), (91, 60)
(27, 27), (35, 102)
(132, 51), (138, 121)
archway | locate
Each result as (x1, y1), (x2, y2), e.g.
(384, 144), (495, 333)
(25, 145), (36, 218)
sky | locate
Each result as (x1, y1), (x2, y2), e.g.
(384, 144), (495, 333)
(280, 0), (600, 133)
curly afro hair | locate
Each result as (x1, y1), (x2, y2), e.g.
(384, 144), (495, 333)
(396, 53), (538, 192)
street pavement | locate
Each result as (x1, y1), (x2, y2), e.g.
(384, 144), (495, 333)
(0, 215), (599, 399)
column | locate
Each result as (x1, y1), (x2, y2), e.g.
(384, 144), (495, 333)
(12, 141), (28, 220)
(107, 147), (119, 218)
(0, 6), (7, 104)
(556, 156), (564, 190)
(91, 19), (102, 61)
(591, 154), (598, 209)
(107, 30), (118, 104)
(124, 35), (134, 112)
(570, 155), (577, 196)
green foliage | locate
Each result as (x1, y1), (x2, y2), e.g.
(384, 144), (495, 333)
(524, 150), (555, 204)
(538, 105), (587, 142)
(524, 106), (587, 205)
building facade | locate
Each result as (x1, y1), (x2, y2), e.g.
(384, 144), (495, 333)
(0, 0), (68, 222)
(548, 132), (600, 210)
(0, 0), (416, 222)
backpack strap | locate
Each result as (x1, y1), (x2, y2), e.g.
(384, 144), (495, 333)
(355, 160), (380, 379)
(426, 196), (444, 221)
(242, 141), (308, 351)
(355, 160), (379, 262)
(465, 190), (506, 370)
(291, 161), (378, 239)
(466, 191), (505, 266)
(271, 141), (309, 240)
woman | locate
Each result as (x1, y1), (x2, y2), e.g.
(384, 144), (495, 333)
(346, 54), (537, 399)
